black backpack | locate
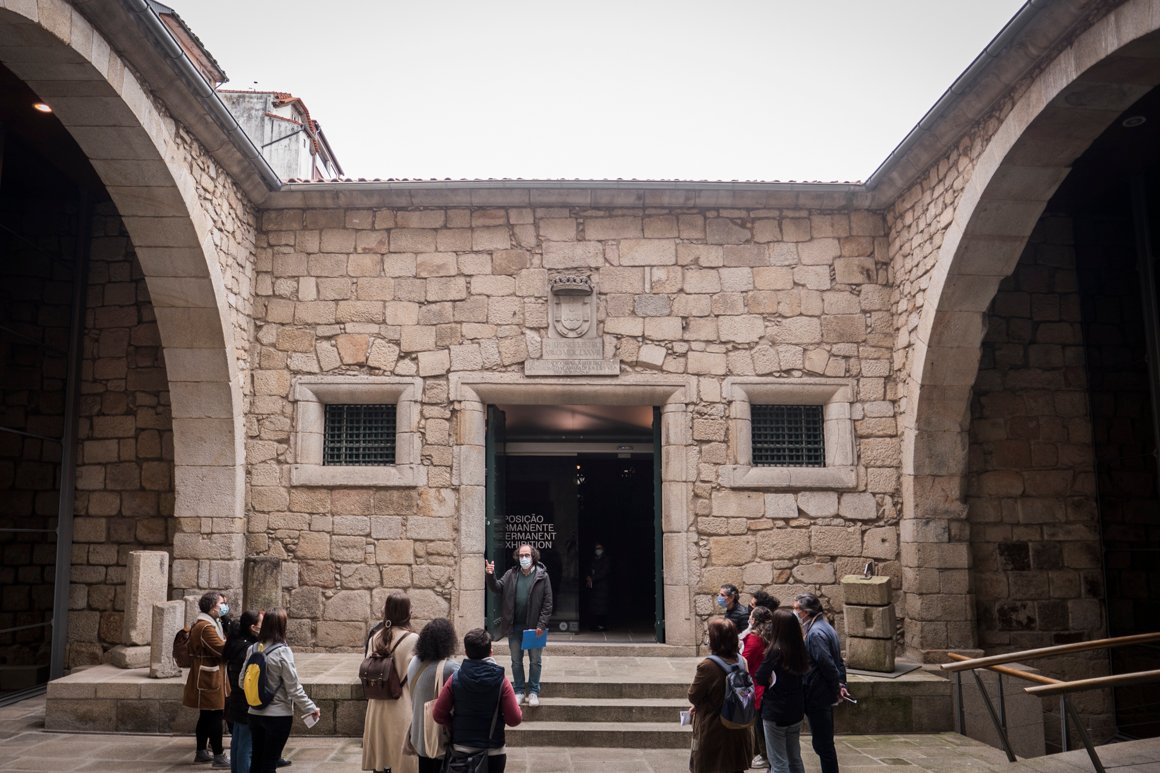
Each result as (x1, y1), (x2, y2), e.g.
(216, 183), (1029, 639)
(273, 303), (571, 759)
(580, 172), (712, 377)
(706, 655), (757, 729)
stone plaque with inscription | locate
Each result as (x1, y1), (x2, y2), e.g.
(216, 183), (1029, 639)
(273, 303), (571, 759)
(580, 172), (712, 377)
(526, 274), (619, 376)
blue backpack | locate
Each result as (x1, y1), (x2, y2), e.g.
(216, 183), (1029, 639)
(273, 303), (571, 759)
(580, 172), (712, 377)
(706, 655), (757, 729)
(241, 643), (285, 708)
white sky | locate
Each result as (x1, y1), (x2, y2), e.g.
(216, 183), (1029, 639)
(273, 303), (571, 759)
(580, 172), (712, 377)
(169, 0), (1027, 183)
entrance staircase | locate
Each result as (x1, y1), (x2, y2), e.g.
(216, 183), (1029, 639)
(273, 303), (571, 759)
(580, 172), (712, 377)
(508, 641), (698, 749)
(44, 637), (955, 741)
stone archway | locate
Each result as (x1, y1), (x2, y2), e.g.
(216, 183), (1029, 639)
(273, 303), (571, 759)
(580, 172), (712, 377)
(0, 7), (246, 596)
(901, 0), (1160, 659)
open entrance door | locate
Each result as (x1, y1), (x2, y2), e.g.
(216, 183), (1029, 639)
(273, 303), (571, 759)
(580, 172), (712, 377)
(483, 404), (661, 639)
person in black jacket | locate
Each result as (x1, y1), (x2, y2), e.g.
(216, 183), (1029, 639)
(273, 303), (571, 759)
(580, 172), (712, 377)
(753, 608), (809, 773)
(432, 628), (523, 773)
(224, 610), (261, 773)
(717, 584), (751, 633)
(484, 544), (554, 706)
(793, 593), (848, 773)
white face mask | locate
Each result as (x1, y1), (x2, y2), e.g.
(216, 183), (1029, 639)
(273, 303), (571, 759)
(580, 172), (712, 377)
(594, 548), (604, 557)
(519, 556), (532, 569)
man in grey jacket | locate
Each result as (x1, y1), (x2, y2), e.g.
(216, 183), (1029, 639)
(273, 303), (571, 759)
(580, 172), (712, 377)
(485, 544), (554, 707)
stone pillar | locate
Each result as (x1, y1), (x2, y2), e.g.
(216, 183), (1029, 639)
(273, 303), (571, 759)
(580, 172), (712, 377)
(123, 550), (170, 645)
(841, 575), (896, 672)
(244, 555), (283, 613)
(184, 594), (201, 629)
(150, 599), (185, 678)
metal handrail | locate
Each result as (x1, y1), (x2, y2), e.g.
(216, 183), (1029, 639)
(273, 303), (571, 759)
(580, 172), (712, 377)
(944, 632), (1160, 773)
(1025, 669), (1160, 698)
(941, 632), (1160, 672)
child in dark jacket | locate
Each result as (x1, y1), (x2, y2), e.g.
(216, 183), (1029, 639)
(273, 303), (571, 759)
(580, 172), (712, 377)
(433, 628), (522, 773)
(224, 610), (261, 773)
(753, 608), (809, 773)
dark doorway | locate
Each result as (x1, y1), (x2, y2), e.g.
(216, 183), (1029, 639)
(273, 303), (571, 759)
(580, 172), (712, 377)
(484, 403), (659, 639)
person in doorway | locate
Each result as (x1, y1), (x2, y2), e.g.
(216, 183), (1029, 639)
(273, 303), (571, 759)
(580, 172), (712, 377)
(432, 628), (523, 773)
(794, 593), (848, 773)
(485, 544), (554, 707)
(183, 590), (231, 768)
(717, 583), (750, 633)
(246, 608), (320, 773)
(584, 541), (612, 631)
(224, 610), (262, 773)
(362, 592), (419, 773)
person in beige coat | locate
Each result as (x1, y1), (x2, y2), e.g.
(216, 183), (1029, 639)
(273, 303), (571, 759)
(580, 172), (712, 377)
(362, 591), (418, 773)
(182, 590), (230, 767)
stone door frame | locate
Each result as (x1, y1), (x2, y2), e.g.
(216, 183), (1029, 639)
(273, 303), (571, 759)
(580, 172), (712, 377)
(449, 373), (698, 646)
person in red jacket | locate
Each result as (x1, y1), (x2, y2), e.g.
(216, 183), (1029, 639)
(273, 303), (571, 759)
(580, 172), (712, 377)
(742, 606), (775, 769)
(433, 628), (523, 773)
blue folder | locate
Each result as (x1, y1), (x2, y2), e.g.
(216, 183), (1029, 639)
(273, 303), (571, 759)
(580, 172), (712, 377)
(521, 628), (548, 650)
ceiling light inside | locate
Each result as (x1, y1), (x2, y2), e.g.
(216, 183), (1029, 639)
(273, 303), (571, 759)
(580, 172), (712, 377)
(1122, 115), (1147, 128)
(32, 102), (52, 113)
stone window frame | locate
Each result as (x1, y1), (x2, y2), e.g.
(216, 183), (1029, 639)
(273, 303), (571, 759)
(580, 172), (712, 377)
(290, 376), (425, 487)
(721, 377), (857, 490)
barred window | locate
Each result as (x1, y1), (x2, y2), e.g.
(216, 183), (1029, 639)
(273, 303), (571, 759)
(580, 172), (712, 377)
(324, 404), (396, 465)
(751, 404), (825, 467)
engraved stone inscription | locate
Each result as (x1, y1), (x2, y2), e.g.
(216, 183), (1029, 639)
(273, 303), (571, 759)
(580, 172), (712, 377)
(525, 358), (620, 376)
(542, 339), (604, 360)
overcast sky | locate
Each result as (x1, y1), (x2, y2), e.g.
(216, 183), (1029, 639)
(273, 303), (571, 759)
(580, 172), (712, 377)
(169, 1), (1027, 182)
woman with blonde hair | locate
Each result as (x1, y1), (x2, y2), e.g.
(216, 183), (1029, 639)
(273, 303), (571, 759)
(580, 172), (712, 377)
(362, 591), (418, 773)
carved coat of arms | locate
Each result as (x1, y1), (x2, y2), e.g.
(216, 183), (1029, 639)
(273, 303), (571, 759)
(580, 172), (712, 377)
(549, 275), (594, 339)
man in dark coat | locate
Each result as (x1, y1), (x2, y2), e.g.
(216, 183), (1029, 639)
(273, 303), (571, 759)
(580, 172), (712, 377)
(485, 544), (554, 707)
(794, 593), (848, 773)
(718, 583), (751, 633)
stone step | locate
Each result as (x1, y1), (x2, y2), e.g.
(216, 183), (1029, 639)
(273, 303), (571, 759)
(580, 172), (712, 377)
(507, 719), (692, 748)
(521, 696), (688, 723)
(542, 642), (697, 657)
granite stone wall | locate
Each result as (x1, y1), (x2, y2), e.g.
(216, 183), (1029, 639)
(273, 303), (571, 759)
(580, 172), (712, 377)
(252, 204), (901, 647)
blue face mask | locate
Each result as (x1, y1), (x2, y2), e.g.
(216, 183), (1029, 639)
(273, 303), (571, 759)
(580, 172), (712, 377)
(519, 556), (532, 569)
(715, 595), (727, 608)
(217, 602), (230, 618)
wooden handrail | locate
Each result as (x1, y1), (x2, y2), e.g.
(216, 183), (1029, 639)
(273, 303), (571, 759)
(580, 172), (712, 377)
(941, 632), (1160, 673)
(1024, 668), (1160, 698)
(945, 652), (1061, 686)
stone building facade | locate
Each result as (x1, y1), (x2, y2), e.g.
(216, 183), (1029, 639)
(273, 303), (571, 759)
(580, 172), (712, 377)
(4, 0), (1160, 744)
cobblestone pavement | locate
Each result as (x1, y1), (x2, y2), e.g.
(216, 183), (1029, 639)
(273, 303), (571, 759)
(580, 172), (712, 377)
(2, 696), (1158, 771)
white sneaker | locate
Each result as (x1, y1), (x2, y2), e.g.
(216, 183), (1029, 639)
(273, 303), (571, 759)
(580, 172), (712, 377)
(751, 754), (769, 769)
(527, 693), (540, 707)
(519, 692), (529, 705)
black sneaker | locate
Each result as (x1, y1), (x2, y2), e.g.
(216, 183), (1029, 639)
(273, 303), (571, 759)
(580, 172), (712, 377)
(276, 759), (292, 768)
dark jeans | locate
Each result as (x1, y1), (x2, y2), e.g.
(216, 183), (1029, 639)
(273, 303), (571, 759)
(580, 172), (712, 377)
(196, 709), (224, 755)
(249, 714), (292, 773)
(805, 704), (839, 773)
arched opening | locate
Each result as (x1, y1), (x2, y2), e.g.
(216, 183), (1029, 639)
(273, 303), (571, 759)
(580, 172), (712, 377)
(904, 1), (1160, 746)
(0, 5), (246, 687)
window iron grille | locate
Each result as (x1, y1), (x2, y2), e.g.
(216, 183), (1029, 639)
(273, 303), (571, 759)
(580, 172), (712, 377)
(323, 404), (395, 465)
(752, 404), (825, 467)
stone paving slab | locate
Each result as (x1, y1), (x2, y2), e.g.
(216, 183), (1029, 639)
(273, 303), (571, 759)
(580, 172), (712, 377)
(6, 696), (1160, 772)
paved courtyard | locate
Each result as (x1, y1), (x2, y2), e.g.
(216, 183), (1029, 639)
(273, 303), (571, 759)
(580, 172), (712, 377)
(2, 695), (1159, 772)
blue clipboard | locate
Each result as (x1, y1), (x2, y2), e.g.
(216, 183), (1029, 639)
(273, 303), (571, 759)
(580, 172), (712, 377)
(521, 628), (548, 650)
